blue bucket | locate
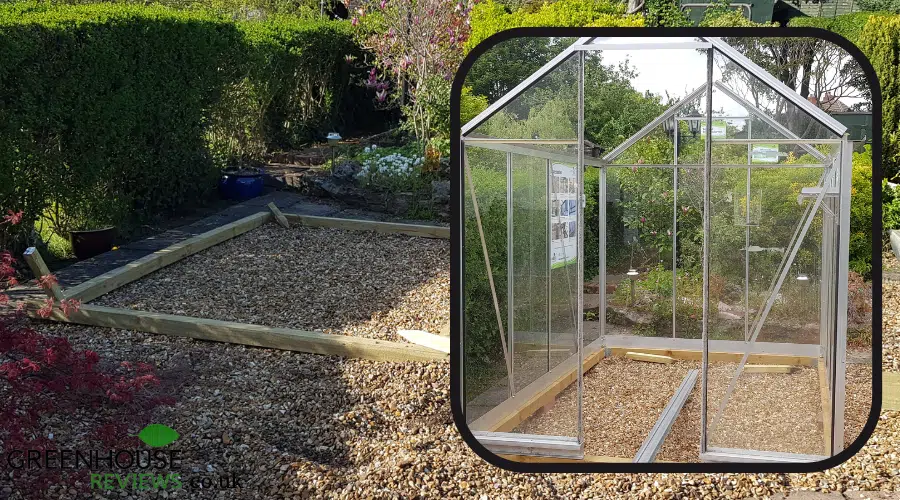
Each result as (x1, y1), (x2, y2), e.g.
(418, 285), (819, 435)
(219, 167), (264, 200)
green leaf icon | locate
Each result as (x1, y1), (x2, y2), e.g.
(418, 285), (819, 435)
(137, 424), (179, 448)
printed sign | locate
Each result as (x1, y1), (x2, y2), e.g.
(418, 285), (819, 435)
(751, 144), (780, 164)
(550, 163), (577, 269)
(700, 119), (727, 139)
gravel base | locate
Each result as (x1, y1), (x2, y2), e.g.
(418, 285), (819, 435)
(92, 225), (450, 342)
(3, 321), (895, 499)
(514, 357), (695, 458)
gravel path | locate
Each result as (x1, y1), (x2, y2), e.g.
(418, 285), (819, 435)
(92, 224), (450, 342)
(5, 321), (895, 499)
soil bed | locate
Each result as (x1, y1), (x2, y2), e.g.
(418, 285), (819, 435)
(92, 224), (449, 342)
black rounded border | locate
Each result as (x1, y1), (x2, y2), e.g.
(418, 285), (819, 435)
(450, 26), (883, 473)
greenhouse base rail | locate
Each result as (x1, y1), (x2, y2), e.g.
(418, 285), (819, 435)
(633, 369), (699, 463)
(22, 212), (451, 364)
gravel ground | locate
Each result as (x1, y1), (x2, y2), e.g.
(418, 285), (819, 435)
(884, 252), (900, 372)
(92, 225), (450, 342)
(2, 321), (896, 499)
(514, 357), (695, 458)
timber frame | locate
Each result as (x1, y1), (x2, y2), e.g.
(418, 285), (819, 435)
(23, 212), (450, 364)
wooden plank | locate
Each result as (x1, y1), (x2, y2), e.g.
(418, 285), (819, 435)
(626, 351), (674, 364)
(884, 371), (900, 411)
(608, 347), (816, 367)
(22, 247), (64, 300)
(633, 369), (698, 463)
(27, 303), (447, 363)
(470, 338), (606, 433)
(818, 361), (832, 455)
(397, 329), (450, 354)
(65, 212), (272, 303)
(284, 214), (449, 239)
(744, 364), (798, 374)
(267, 202), (290, 229)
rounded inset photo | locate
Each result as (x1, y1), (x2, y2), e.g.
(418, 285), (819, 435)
(452, 29), (879, 471)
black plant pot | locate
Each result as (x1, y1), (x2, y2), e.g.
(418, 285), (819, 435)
(70, 227), (116, 260)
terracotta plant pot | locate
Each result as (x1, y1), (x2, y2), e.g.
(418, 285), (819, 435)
(69, 226), (116, 260)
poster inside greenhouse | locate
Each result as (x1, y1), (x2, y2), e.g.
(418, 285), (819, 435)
(550, 163), (577, 269)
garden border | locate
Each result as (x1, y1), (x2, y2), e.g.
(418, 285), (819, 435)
(24, 212), (451, 364)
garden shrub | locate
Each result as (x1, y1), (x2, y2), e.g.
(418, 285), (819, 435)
(858, 14), (900, 180)
(0, 3), (370, 256)
(465, 0), (643, 53)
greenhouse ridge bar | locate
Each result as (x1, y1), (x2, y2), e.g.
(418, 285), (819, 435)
(460, 35), (852, 463)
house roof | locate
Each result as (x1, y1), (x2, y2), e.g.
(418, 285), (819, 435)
(808, 93), (851, 113)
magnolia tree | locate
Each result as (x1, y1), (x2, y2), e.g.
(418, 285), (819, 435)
(348, 0), (474, 145)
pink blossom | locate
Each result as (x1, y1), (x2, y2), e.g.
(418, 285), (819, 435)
(351, 17), (359, 26)
(2, 210), (23, 225)
(380, 0), (386, 8)
(376, 88), (388, 102)
(640, 217), (646, 223)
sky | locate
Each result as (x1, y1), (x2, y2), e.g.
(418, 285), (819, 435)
(587, 36), (864, 118)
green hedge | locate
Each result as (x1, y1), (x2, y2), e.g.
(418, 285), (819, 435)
(0, 3), (368, 254)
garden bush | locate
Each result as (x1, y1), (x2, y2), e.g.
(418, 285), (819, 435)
(858, 14), (900, 181)
(0, 3), (372, 256)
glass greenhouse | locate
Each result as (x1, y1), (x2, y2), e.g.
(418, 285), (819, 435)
(460, 36), (855, 463)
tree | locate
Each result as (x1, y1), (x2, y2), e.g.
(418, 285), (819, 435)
(349, 0), (473, 144)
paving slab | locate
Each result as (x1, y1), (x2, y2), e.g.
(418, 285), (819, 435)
(284, 200), (341, 217)
(55, 248), (150, 287)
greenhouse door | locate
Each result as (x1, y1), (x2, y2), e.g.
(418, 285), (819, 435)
(461, 48), (586, 459)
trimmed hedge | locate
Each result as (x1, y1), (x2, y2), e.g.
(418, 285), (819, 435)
(858, 14), (900, 181)
(0, 3), (369, 254)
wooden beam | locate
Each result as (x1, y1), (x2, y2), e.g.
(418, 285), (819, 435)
(470, 338), (606, 433)
(22, 247), (64, 300)
(65, 212), (271, 303)
(884, 371), (900, 411)
(744, 364), (798, 374)
(27, 303), (448, 363)
(608, 347), (816, 367)
(283, 214), (449, 239)
(397, 329), (450, 354)
(626, 351), (674, 364)
(267, 203), (290, 229)
(818, 361), (832, 455)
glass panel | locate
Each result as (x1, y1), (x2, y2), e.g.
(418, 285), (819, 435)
(511, 153), (550, 393)
(675, 166), (704, 339)
(604, 166), (674, 339)
(752, 168), (826, 345)
(471, 54), (579, 144)
(463, 145), (510, 426)
(511, 160), (579, 438)
(713, 51), (840, 141)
